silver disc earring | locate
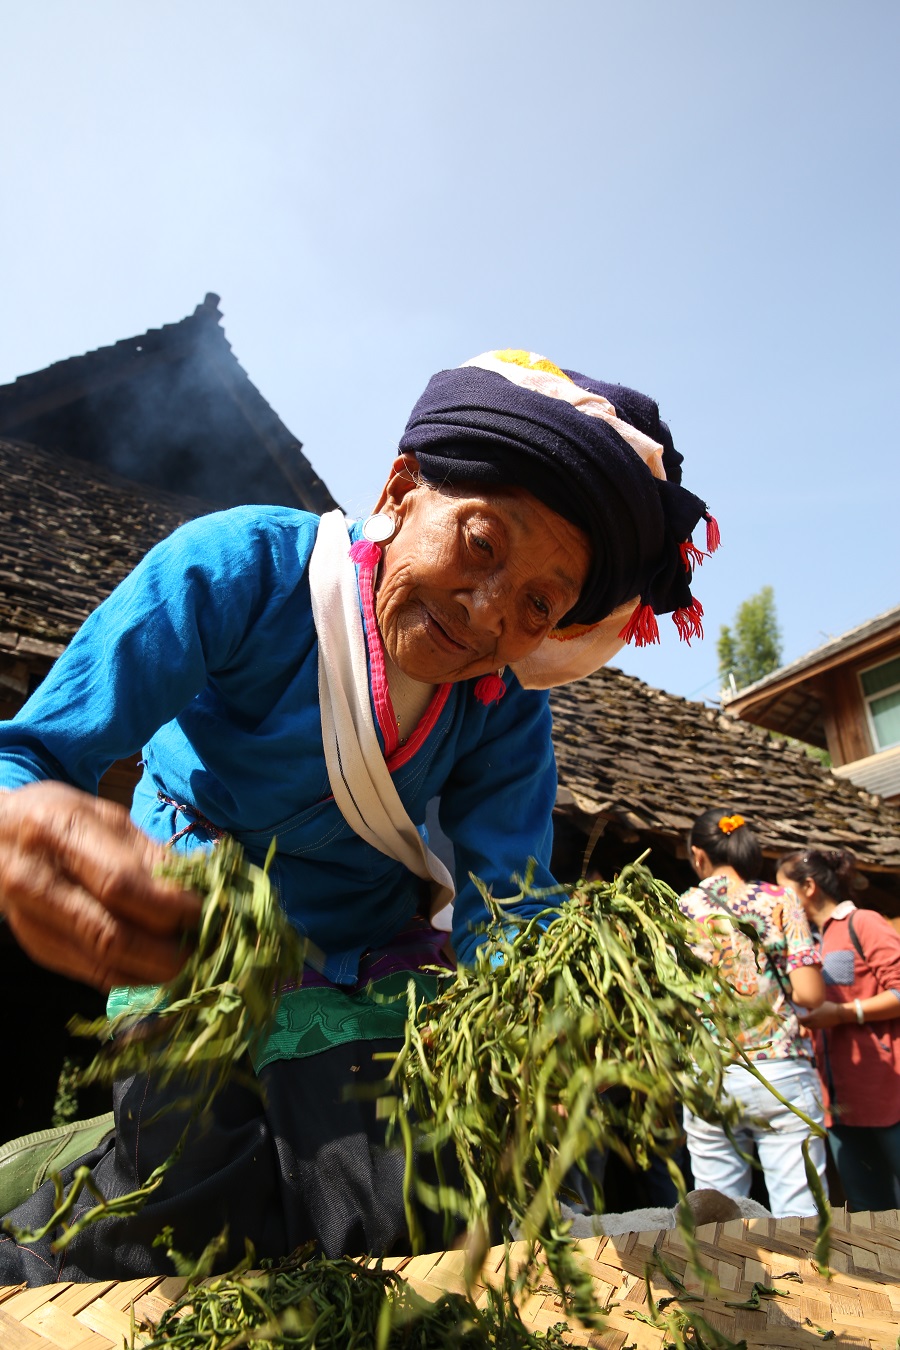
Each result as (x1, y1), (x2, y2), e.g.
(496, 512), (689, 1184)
(362, 513), (396, 544)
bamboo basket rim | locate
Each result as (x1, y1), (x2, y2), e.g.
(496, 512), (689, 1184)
(1, 1206), (898, 1348)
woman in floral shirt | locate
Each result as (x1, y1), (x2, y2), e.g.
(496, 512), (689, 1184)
(678, 809), (826, 1216)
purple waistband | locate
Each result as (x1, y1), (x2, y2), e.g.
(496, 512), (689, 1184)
(283, 919), (454, 994)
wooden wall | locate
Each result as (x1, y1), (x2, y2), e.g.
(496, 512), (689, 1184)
(820, 637), (900, 768)
(820, 665), (872, 766)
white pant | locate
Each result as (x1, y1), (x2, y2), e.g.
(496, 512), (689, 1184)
(683, 1058), (827, 1218)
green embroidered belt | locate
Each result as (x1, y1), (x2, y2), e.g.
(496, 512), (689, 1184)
(106, 970), (439, 1073)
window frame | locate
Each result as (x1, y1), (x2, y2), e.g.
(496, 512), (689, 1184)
(858, 652), (900, 753)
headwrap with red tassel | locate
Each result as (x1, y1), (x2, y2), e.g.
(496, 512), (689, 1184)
(353, 351), (720, 699)
(401, 352), (718, 652)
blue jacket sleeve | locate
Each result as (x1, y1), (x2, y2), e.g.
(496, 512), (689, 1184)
(437, 677), (563, 964)
(0, 509), (316, 794)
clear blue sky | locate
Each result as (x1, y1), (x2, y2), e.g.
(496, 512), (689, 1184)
(2, 1), (897, 702)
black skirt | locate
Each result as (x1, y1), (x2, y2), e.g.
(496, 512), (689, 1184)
(0, 1039), (457, 1286)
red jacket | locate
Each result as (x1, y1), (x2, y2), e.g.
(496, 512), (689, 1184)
(815, 903), (900, 1129)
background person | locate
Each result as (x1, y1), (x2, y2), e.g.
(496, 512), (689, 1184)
(0, 349), (717, 1284)
(678, 809), (826, 1217)
(777, 848), (900, 1212)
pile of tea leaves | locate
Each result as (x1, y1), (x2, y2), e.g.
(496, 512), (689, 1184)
(10, 845), (827, 1349)
(133, 1241), (570, 1349)
(73, 837), (308, 1104)
(380, 860), (826, 1325)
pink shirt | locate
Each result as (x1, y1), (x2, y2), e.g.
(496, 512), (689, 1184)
(814, 903), (900, 1129)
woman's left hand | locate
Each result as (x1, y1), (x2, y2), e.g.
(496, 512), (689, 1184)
(798, 1001), (851, 1030)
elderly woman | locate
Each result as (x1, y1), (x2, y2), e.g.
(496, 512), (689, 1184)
(0, 350), (716, 1284)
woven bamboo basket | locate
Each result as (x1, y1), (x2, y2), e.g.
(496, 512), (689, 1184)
(1, 1207), (898, 1348)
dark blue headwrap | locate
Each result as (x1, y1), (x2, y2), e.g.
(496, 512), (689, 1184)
(399, 356), (716, 638)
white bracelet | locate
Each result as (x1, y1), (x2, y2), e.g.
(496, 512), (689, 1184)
(854, 998), (865, 1025)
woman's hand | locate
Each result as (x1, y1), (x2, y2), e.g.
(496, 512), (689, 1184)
(800, 991), (900, 1030)
(799, 1001), (856, 1030)
(0, 781), (202, 992)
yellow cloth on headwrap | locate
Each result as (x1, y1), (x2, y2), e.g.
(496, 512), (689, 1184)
(461, 350), (668, 482)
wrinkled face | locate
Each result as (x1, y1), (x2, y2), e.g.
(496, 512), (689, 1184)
(373, 458), (591, 683)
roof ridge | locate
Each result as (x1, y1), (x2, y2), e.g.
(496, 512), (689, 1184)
(723, 602), (900, 702)
(0, 293), (225, 395)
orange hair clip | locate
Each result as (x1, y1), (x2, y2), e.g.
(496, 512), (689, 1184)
(718, 814), (745, 835)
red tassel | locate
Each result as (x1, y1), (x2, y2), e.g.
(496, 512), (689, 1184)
(679, 539), (707, 572)
(673, 597), (704, 644)
(705, 513), (721, 553)
(618, 601), (660, 647)
(349, 539), (383, 567)
(474, 673), (507, 706)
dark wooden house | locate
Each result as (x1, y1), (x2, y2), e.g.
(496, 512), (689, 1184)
(722, 605), (900, 806)
(0, 293), (340, 758)
(0, 292), (337, 516)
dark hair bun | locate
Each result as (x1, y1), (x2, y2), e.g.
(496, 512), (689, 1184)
(690, 807), (763, 883)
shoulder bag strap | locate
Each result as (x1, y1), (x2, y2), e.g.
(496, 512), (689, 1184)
(846, 910), (867, 965)
(709, 887), (796, 1006)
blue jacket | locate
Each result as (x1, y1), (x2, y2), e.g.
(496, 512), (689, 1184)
(0, 507), (562, 980)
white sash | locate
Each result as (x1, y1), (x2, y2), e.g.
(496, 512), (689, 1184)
(308, 510), (455, 914)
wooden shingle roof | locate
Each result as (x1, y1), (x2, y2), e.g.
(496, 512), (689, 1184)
(0, 437), (205, 670)
(550, 667), (900, 875)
